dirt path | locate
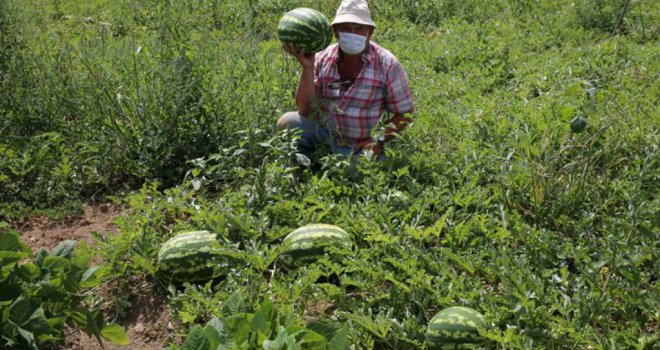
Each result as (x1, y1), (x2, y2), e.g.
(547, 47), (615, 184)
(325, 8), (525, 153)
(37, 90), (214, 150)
(16, 203), (122, 251)
(12, 203), (171, 350)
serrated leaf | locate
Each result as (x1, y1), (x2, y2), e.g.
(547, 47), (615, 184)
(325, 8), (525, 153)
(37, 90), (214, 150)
(307, 320), (340, 341)
(251, 300), (275, 337)
(202, 323), (222, 350)
(221, 289), (245, 316)
(182, 325), (210, 350)
(328, 326), (351, 350)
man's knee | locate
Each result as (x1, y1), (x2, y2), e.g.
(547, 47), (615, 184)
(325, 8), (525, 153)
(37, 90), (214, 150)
(276, 111), (301, 131)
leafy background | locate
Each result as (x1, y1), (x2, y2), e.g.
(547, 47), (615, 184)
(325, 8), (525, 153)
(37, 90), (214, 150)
(0, 0), (658, 349)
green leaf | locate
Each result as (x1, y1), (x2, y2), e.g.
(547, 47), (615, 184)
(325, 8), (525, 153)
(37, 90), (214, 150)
(24, 306), (54, 334)
(560, 106), (576, 120)
(328, 326), (351, 350)
(263, 326), (289, 350)
(202, 323), (222, 350)
(9, 296), (38, 326)
(221, 290), (245, 316)
(182, 324), (210, 350)
(306, 320), (340, 341)
(33, 249), (48, 267)
(70, 307), (105, 350)
(80, 266), (103, 288)
(295, 328), (326, 346)
(0, 281), (22, 301)
(0, 232), (20, 251)
(17, 327), (38, 350)
(42, 255), (71, 274)
(18, 262), (41, 281)
(101, 324), (129, 345)
(50, 240), (76, 258)
(0, 251), (27, 268)
(251, 299), (275, 337)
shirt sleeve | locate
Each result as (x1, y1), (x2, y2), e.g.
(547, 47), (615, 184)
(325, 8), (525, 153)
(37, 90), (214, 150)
(314, 56), (322, 97)
(384, 60), (414, 116)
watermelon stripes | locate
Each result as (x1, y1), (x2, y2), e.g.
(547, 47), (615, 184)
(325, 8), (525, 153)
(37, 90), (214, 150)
(426, 307), (486, 348)
(280, 224), (352, 266)
(157, 230), (223, 283)
(277, 8), (333, 54)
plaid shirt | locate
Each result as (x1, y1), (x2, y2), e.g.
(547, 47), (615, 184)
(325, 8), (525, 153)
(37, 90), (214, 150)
(313, 42), (414, 146)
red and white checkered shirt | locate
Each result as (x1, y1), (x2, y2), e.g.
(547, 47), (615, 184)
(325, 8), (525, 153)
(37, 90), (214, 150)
(313, 42), (414, 146)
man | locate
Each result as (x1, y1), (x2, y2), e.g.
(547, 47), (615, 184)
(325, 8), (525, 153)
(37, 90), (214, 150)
(277, 0), (414, 158)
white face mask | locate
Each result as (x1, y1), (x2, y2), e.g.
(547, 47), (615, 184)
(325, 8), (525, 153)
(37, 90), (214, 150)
(338, 32), (367, 55)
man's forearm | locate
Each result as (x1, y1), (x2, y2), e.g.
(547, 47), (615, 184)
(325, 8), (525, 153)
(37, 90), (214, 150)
(295, 67), (316, 117)
(383, 114), (412, 141)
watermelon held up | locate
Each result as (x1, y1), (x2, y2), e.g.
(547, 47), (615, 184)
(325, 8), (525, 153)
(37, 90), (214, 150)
(425, 306), (486, 349)
(277, 8), (333, 54)
(279, 224), (352, 267)
(157, 230), (227, 283)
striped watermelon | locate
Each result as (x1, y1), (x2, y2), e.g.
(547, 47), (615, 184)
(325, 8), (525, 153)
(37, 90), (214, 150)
(426, 306), (486, 349)
(157, 230), (224, 283)
(277, 8), (333, 54)
(279, 224), (351, 267)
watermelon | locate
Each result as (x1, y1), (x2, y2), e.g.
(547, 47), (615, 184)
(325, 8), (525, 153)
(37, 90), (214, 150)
(277, 8), (333, 54)
(279, 224), (351, 267)
(426, 306), (486, 349)
(157, 230), (224, 283)
(570, 116), (587, 133)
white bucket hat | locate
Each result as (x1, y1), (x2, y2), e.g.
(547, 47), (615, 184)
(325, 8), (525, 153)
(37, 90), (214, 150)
(331, 0), (376, 28)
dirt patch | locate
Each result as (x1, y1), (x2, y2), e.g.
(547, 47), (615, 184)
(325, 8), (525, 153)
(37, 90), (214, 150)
(15, 203), (123, 251)
(9, 203), (173, 350)
(63, 276), (172, 350)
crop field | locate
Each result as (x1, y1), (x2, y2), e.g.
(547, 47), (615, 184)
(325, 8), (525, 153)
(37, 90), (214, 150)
(0, 0), (658, 349)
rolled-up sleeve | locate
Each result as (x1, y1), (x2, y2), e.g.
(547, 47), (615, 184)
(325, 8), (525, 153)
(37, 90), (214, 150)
(384, 60), (414, 115)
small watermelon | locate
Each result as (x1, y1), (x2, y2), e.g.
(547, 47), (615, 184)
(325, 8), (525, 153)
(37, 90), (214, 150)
(426, 306), (486, 349)
(277, 8), (333, 54)
(157, 230), (225, 283)
(279, 224), (351, 267)
(570, 116), (587, 133)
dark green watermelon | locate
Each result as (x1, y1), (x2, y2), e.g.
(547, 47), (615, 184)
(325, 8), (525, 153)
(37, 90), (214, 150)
(277, 8), (333, 54)
(157, 230), (223, 283)
(279, 224), (351, 267)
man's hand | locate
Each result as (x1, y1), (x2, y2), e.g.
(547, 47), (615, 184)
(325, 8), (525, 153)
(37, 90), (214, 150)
(283, 43), (315, 70)
(355, 139), (383, 157)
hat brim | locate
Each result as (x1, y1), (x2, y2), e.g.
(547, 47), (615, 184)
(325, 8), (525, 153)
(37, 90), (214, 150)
(331, 14), (376, 28)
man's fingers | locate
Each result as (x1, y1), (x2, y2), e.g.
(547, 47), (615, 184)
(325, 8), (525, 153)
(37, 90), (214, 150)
(282, 43), (297, 55)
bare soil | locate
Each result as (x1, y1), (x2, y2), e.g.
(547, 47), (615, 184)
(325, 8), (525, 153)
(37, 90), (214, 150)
(16, 203), (122, 251)
(13, 203), (171, 350)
